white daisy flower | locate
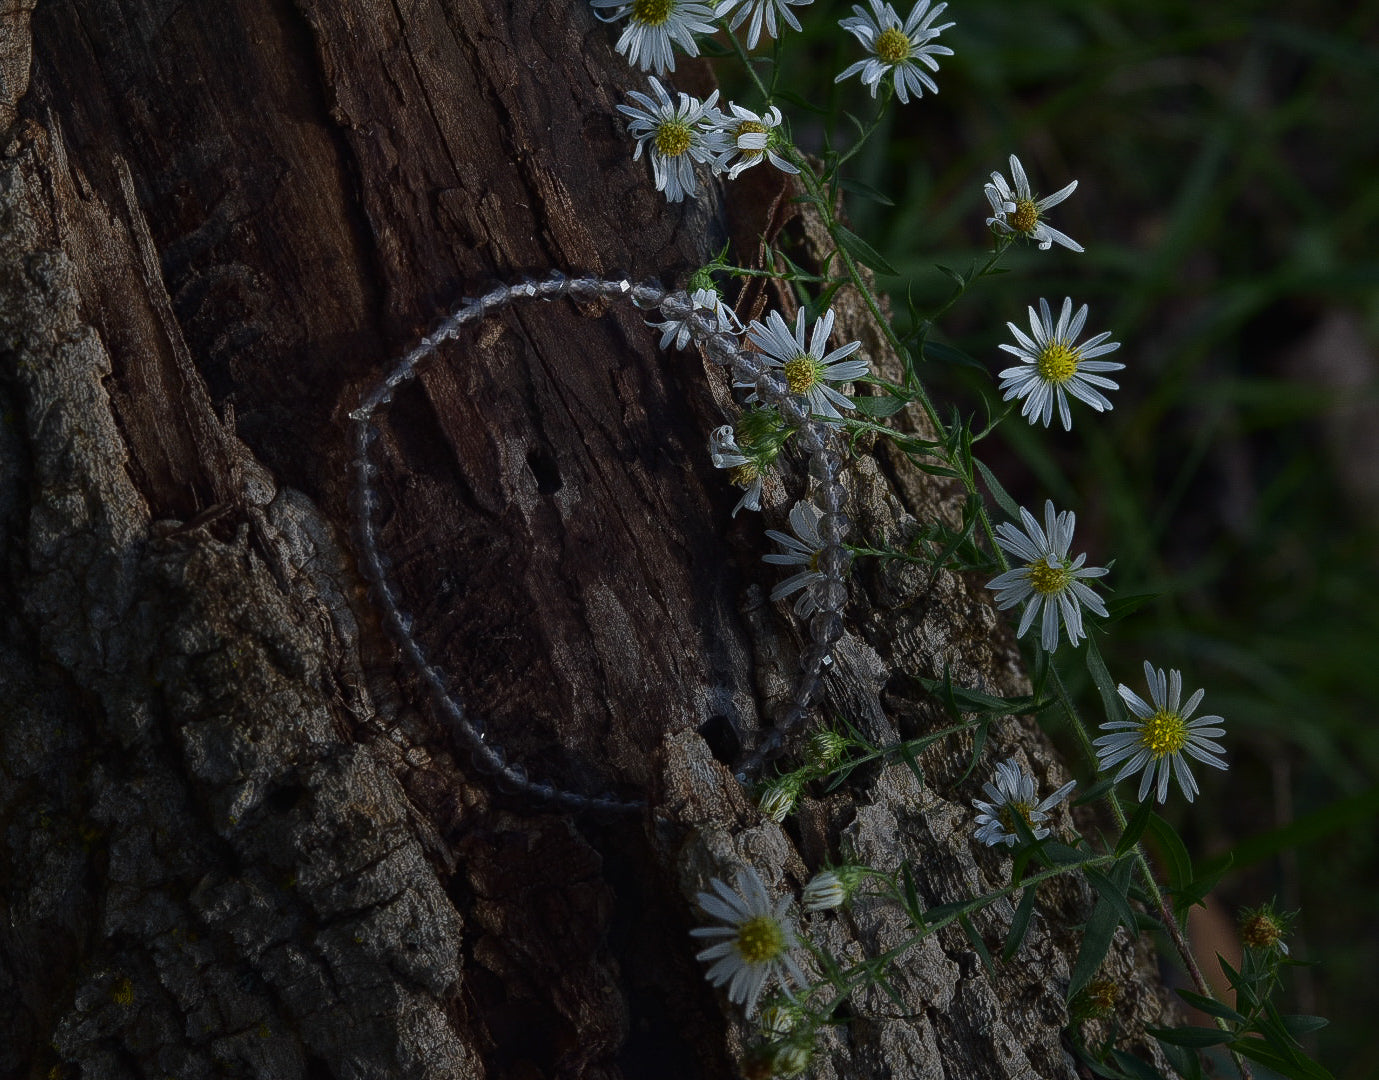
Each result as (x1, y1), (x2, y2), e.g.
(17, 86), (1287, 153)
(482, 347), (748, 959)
(986, 499), (1109, 652)
(971, 758), (1077, 847)
(591, 0), (719, 75)
(741, 307), (868, 420)
(764, 502), (828, 615)
(1093, 661), (1228, 804)
(617, 79), (724, 203)
(717, 0), (814, 49)
(709, 425), (766, 516)
(998, 297), (1124, 430)
(834, 0), (955, 105)
(652, 287), (741, 350)
(712, 103), (800, 179)
(689, 867), (809, 1016)
(984, 154), (1083, 252)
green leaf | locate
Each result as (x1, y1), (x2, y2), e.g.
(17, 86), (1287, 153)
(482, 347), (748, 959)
(901, 863), (922, 925)
(833, 224), (898, 275)
(1102, 592), (1160, 624)
(1231, 1037), (1336, 1080)
(1068, 895), (1120, 999)
(1155, 1038), (1203, 1080)
(1073, 777), (1116, 805)
(837, 176), (896, 206)
(1002, 886), (1038, 961)
(1280, 1015), (1330, 1037)
(935, 263), (966, 287)
(974, 458), (1022, 521)
(1109, 1050), (1168, 1080)
(1115, 798), (1155, 857)
(1145, 1025), (1231, 1048)
(850, 393), (910, 419)
(1084, 633), (1125, 727)
(1083, 865), (1138, 932)
(959, 913), (994, 975)
(1145, 814), (1194, 903)
(922, 900), (969, 926)
(1174, 989), (1245, 1024)
(923, 340), (987, 372)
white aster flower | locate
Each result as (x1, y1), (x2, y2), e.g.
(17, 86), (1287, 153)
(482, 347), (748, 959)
(652, 287), (741, 350)
(984, 154), (1083, 252)
(986, 500), (1109, 652)
(971, 758), (1077, 847)
(591, 0), (719, 75)
(709, 425), (766, 516)
(712, 103), (800, 179)
(689, 867), (808, 1016)
(742, 307), (868, 420)
(764, 501), (827, 615)
(998, 297), (1124, 430)
(717, 0), (814, 49)
(617, 78), (724, 203)
(1093, 661), (1228, 804)
(835, 0), (955, 105)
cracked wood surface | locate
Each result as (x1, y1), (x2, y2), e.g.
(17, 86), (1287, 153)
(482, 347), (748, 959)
(0, 2), (1174, 1078)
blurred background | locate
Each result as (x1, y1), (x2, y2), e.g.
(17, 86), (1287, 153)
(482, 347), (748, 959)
(737, 0), (1379, 1074)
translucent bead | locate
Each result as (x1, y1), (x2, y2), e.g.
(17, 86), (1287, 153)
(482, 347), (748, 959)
(818, 512), (851, 544)
(659, 292), (693, 319)
(509, 281), (538, 299)
(813, 481), (847, 513)
(686, 311), (716, 340)
(754, 370), (787, 400)
(481, 286), (510, 310)
(778, 397), (810, 425)
(810, 610), (845, 646)
(795, 425), (823, 453)
(607, 278), (632, 295)
(791, 673), (820, 707)
(631, 282), (666, 308)
(807, 578), (848, 614)
(542, 270), (569, 295)
(778, 703), (810, 734)
(818, 545), (853, 576)
(472, 745), (506, 775)
(568, 277), (603, 300)
(808, 449), (841, 482)
(705, 333), (739, 366)
(731, 356), (760, 383)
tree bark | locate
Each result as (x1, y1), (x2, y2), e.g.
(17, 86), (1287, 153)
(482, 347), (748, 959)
(0, 3), (1173, 1078)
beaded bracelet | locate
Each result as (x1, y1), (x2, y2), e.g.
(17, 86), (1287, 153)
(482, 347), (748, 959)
(349, 273), (850, 812)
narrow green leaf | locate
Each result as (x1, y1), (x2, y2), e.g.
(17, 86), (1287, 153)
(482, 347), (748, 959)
(1280, 1015), (1330, 1037)
(1115, 798), (1155, 857)
(923, 900), (969, 925)
(1145, 1025), (1231, 1048)
(1155, 1038), (1203, 1080)
(901, 863), (922, 925)
(850, 393), (910, 419)
(1232, 1037), (1336, 1080)
(1068, 896), (1120, 999)
(974, 458), (1022, 521)
(1084, 633), (1124, 727)
(1109, 1049), (1168, 1080)
(1145, 814), (1194, 899)
(1175, 989), (1245, 1024)
(934, 263), (966, 286)
(834, 225), (898, 275)
(1083, 865), (1138, 932)
(959, 913), (994, 975)
(922, 340), (987, 372)
(1002, 886), (1038, 961)
(837, 176), (895, 206)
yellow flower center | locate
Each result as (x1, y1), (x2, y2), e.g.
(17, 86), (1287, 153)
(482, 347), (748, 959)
(1036, 343), (1081, 384)
(735, 914), (786, 965)
(654, 119), (694, 158)
(632, 0), (674, 25)
(875, 26), (912, 64)
(782, 354), (821, 395)
(998, 800), (1034, 832)
(1010, 197), (1039, 234)
(728, 463), (759, 490)
(1025, 558), (1072, 596)
(1138, 708), (1189, 758)
(1240, 912), (1284, 950)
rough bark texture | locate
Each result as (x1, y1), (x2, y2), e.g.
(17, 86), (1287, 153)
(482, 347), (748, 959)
(1, 3), (1173, 1078)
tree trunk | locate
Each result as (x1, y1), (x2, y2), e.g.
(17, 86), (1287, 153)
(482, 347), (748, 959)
(0, 3), (1172, 1078)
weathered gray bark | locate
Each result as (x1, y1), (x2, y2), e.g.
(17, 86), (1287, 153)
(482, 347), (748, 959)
(0, 2), (1174, 1078)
